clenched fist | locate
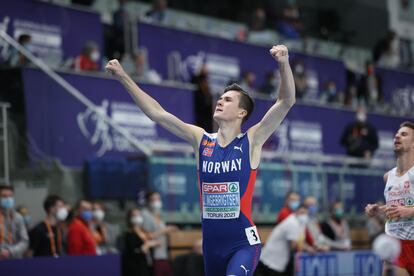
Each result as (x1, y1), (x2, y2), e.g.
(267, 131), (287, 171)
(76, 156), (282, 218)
(105, 59), (126, 78)
(270, 45), (289, 64)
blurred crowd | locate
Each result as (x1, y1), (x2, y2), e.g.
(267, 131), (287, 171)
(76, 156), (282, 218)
(0, 182), (383, 275)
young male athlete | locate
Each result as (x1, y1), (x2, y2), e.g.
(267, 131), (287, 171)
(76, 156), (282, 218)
(365, 122), (414, 276)
(105, 44), (295, 276)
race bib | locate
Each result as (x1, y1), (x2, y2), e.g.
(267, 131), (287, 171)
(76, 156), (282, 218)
(245, 226), (261, 245)
(202, 182), (240, 219)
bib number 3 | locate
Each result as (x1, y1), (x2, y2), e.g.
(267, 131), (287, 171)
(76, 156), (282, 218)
(245, 226), (261, 245)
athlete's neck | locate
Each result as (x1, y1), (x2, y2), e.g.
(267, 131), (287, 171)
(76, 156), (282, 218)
(396, 152), (414, 175)
(216, 123), (241, 147)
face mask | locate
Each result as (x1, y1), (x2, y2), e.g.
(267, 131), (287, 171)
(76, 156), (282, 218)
(0, 197), (15, 209)
(90, 51), (100, 62)
(80, 210), (93, 221)
(297, 214), (309, 225)
(308, 204), (318, 217)
(356, 112), (366, 123)
(56, 207), (68, 221)
(295, 65), (304, 74)
(131, 215), (143, 226)
(150, 201), (163, 212)
(93, 210), (105, 222)
(334, 208), (344, 218)
(288, 200), (300, 211)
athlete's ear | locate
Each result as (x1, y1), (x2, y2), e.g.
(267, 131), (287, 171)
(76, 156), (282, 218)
(238, 109), (247, 120)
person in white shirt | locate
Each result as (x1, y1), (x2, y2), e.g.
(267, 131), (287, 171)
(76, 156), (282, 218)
(256, 205), (314, 276)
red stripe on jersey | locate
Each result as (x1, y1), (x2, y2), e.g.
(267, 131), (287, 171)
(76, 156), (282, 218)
(197, 171), (203, 210)
(240, 170), (257, 225)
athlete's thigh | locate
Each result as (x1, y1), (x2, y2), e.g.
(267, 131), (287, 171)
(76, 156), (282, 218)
(226, 245), (261, 276)
(204, 251), (227, 276)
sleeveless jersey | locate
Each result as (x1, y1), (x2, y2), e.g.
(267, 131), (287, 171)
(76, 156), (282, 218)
(384, 166), (414, 240)
(198, 132), (261, 250)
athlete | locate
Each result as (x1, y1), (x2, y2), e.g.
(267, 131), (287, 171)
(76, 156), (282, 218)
(365, 121), (414, 276)
(105, 44), (295, 276)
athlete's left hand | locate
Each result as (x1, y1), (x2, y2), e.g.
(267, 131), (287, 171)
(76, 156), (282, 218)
(270, 45), (289, 64)
(385, 205), (414, 220)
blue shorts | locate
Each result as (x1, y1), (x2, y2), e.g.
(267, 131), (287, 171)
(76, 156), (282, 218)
(203, 244), (261, 276)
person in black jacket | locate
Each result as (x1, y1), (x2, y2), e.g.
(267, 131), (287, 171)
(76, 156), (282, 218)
(122, 208), (160, 276)
(340, 107), (379, 162)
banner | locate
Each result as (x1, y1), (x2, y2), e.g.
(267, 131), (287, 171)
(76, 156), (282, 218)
(137, 22), (347, 95)
(0, 255), (120, 276)
(0, 0), (103, 67)
(21, 68), (408, 167)
(22, 68), (194, 166)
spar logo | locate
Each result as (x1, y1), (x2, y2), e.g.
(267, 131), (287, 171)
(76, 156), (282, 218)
(203, 182), (239, 193)
(203, 183), (228, 193)
(229, 183), (239, 193)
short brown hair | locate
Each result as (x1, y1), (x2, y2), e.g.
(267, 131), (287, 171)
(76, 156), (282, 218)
(400, 121), (414, 130)
(0, 185), (14, 193)
(223, 83), (254, 124)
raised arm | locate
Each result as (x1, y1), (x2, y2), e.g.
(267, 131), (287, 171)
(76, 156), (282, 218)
(105, 59), (204, 149)
(248, 45), (295, 148)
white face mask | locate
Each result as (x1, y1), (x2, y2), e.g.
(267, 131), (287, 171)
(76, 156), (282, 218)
(150, 201), (162, 212)
(90, 51), (100, 62)
(131, 215), (143, 226)
(56, 207), (68, 221)
(356, 112), (367, 123)
(93, 209), (105, 222)
(297, 214), (309, 225)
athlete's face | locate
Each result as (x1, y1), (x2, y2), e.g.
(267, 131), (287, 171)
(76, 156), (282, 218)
(394, 126), (414, 155)
(213, 91), (247, 123)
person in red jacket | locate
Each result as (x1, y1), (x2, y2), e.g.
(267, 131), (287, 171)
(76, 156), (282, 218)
(67, 199), (96, 255)
(276, 191), (301, 224)
(74, 41), (100, 71)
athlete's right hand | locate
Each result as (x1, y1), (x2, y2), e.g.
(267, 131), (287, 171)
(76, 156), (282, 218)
(365, 203), (380, 217)
(105, 59), (126, 78)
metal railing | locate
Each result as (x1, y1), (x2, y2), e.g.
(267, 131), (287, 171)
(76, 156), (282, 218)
(0, 17), (151, 156)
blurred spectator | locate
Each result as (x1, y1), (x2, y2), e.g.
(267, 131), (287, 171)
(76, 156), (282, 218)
(344, 84), (358, 109)
(373, 31), (400, 68)
(276, 191), (301, 224)
(357, 61), (382, 109)
(257, 205), (315, 276)
(239, 71), (256, 92)
(67, 199), (96, 255)
(109, 0), (130, 60)
(276, 4), (303, 40)
(366, 200), (385, 245)
(142, 191), (178, 276)
(7, 34), (32, 67)
(320, 80), (342, 104)
(29, 195), (67, 257)
(124, 50), (162, 83)
(145, 0), (168, 23)
(320, 201), (351, 251)
(259, 71), (280, 98)
(193, 75), (213, 133)
(16, 205), (31, 230)
(91, 202), (119, 255)
(304, 196), (330, 252)
(0, 185), (28, 259)
(292, 60), (308, 99)
(340, 106), (379, 160)
(249, 8), (266, 32)
(172, 239), (204, 276)
(74, 41), (100, 71)
(122, 208), (160, 276)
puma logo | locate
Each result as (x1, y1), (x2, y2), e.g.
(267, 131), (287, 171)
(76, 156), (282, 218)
(234, 145), (243, 153)
(240, 265), (249, 275)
